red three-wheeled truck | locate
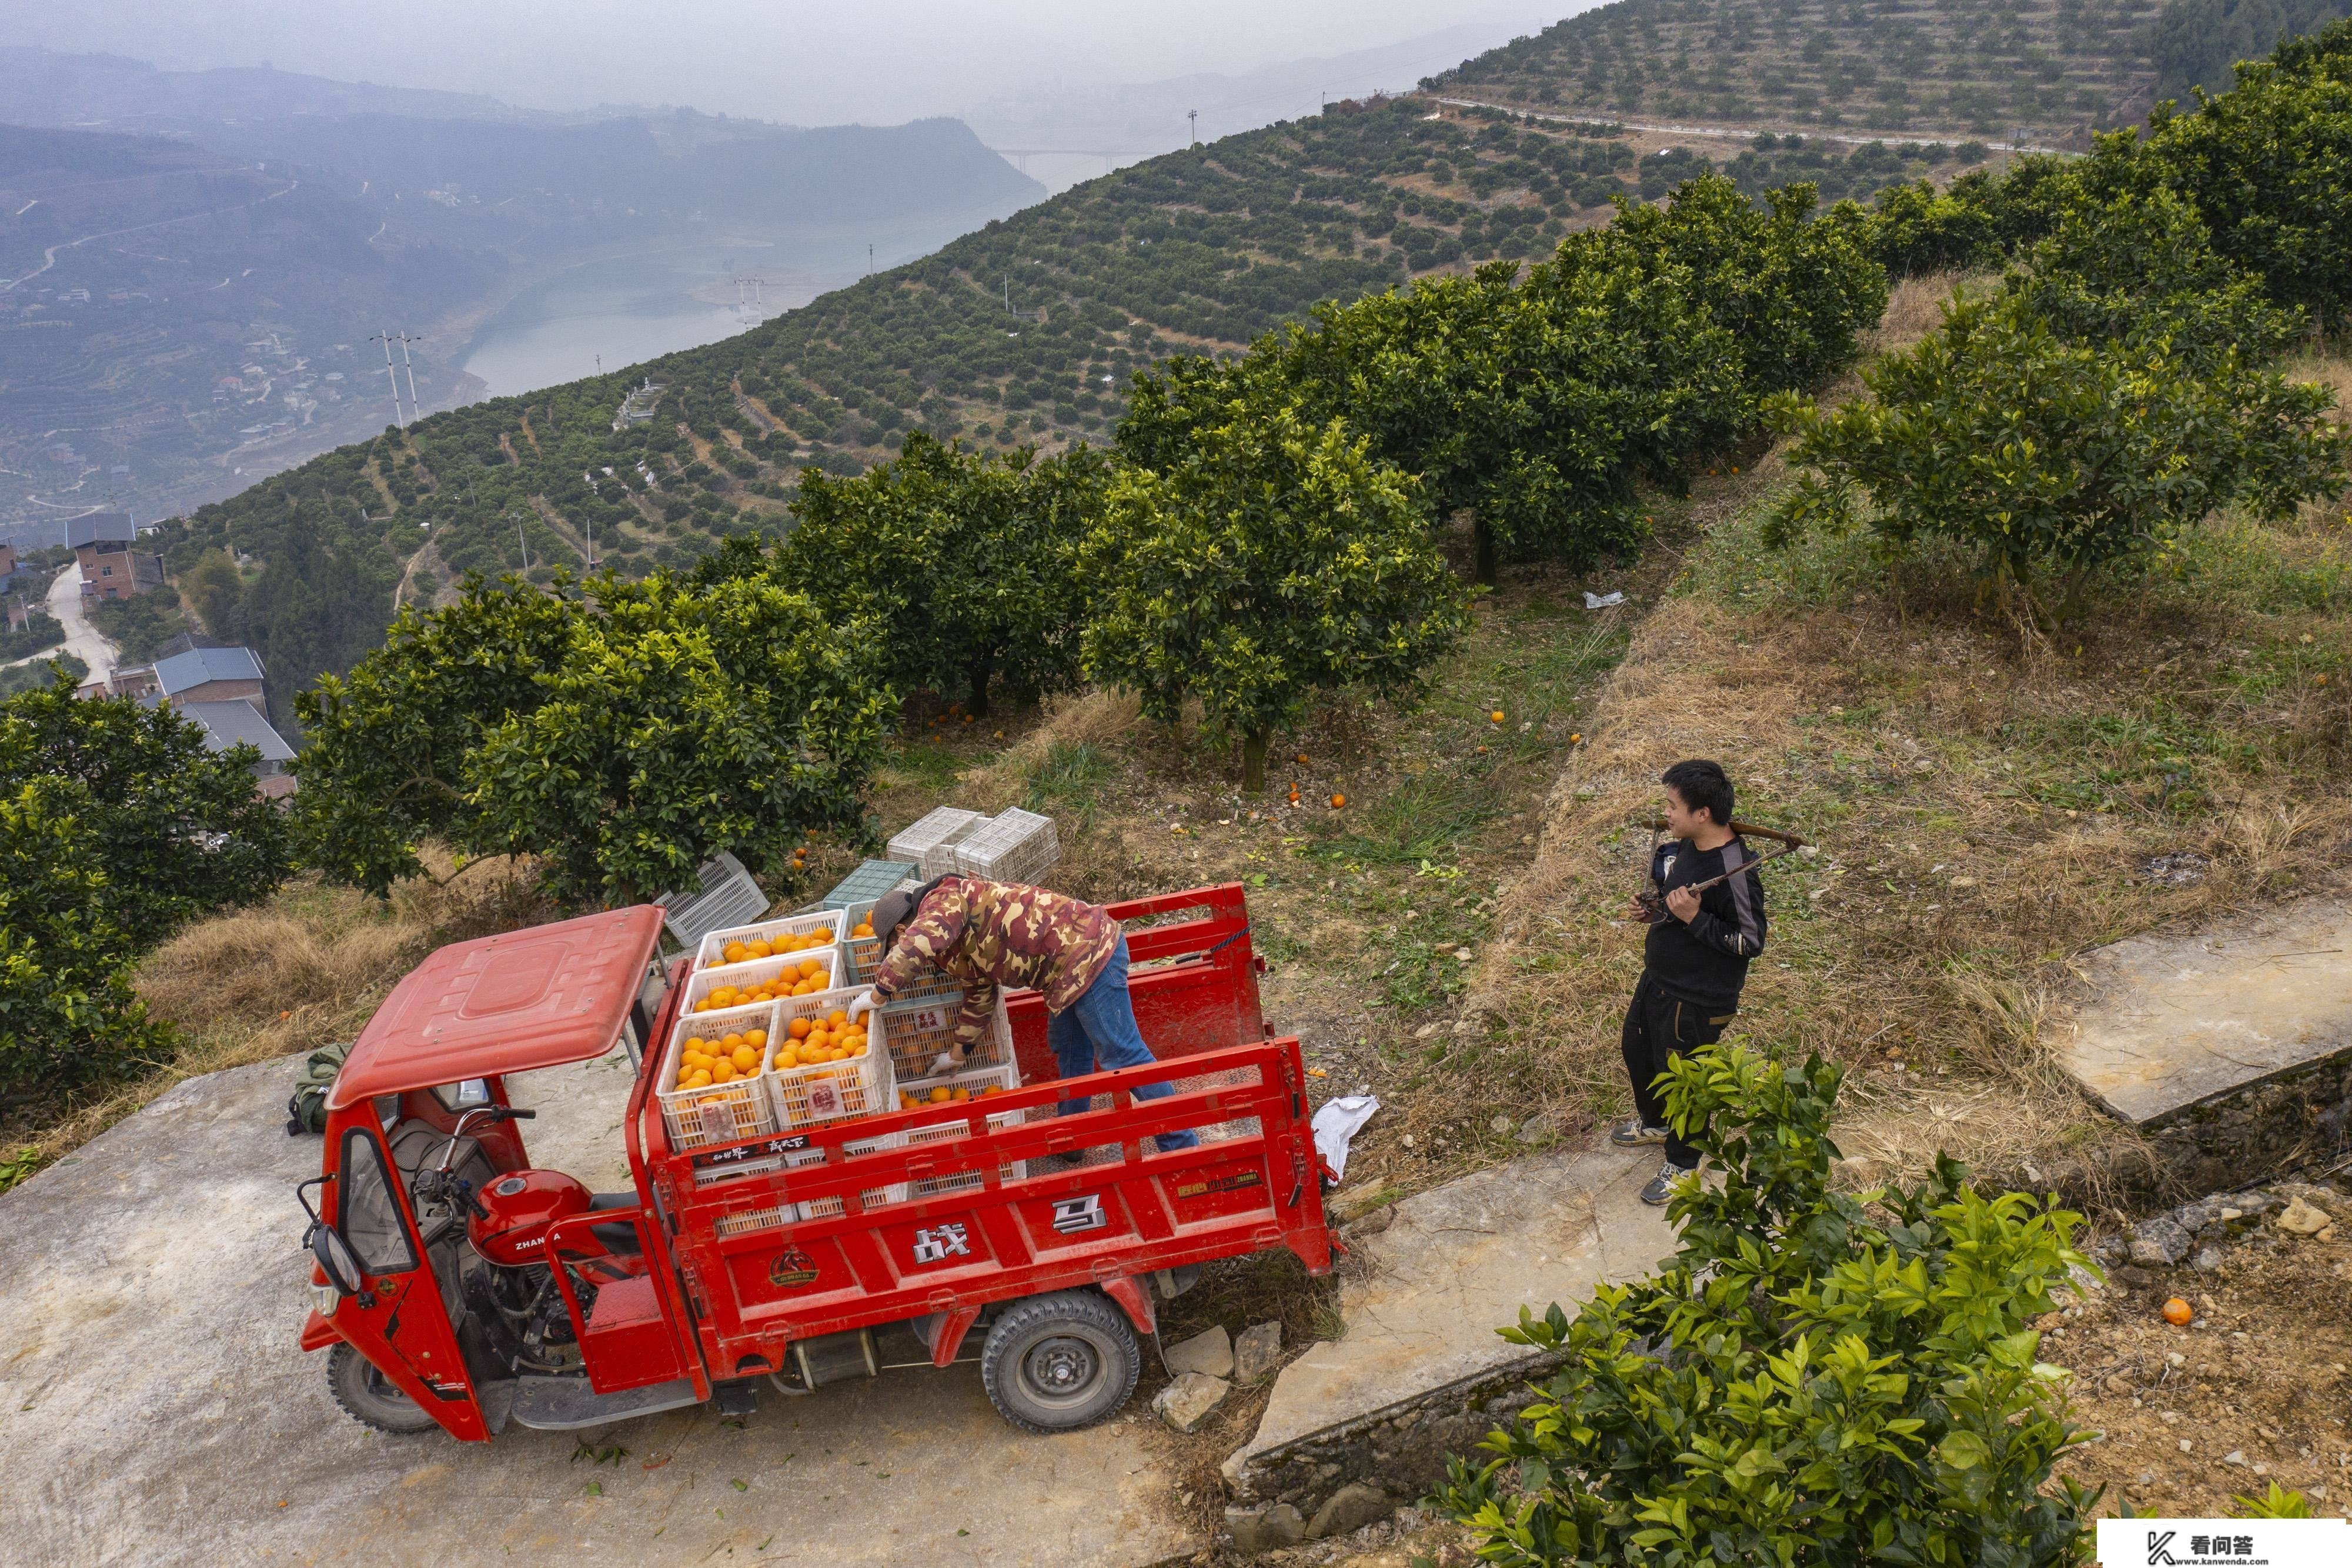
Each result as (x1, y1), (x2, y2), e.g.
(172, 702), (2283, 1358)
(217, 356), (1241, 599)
(296, 882), (1334, 1439)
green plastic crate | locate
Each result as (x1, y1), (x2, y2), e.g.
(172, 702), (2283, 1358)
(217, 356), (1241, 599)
(821, 859), (918, 911)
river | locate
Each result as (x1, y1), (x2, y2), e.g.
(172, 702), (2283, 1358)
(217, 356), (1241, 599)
(459, 220), (988, 400)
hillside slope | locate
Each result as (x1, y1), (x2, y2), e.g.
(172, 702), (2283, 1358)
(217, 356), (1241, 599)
(144, 0), (2348, 723)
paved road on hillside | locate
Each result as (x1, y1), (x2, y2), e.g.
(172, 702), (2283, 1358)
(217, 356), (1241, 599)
(43, 562), (116, 683)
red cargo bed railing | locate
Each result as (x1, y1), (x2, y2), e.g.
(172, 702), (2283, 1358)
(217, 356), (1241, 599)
(646, 1038), (1327, 1363)
(1006, 882), (1265, 1083)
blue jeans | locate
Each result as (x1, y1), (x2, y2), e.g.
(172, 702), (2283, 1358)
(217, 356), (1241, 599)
(1047, 936), (1198, 1152)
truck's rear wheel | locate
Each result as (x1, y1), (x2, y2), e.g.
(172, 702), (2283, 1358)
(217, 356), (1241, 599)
(327, 1342), (439, 1435)
(979, 1290), (1140, 1434)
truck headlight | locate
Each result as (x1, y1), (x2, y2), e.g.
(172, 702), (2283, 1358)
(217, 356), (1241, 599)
(312, 1282), (340, 1318)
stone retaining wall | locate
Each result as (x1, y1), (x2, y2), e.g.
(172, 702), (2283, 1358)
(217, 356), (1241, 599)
(1221, 1350), (1566, 1554)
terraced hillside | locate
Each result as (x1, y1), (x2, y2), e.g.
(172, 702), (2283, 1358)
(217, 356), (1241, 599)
(146, 0), (2352, 725)
(150, 92), (1986, 722)
(1434, 0), (2157, 145)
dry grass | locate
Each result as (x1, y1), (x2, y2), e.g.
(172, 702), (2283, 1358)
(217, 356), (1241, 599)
(8, 851), (555, 1165)
(1863, 270), (1990, 356)
(1466, 345), (2352, 1205)
(958, 688), (1144, 812)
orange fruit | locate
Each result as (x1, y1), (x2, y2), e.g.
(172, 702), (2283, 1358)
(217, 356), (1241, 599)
(2162, 1298), (2193, 1326)
(731, 1045), (760, 1072)
(1294, 752), (1309, 765)
(745, 1028), (767, 1047)
(788, 1017), (813, 1040)
(928, 1087), (952, 1104)
(711, 1061), (738, 1084)
(853, 922), (873, 938)
(723, 941), (748, 963)
(1490, 709), (1505, 723)
(813, 927), (834, 942)
(801, 959), (824, 978)
(1329, 793), (1347, 809)
(684, 1069), (712, 1089)
(951, 1088), (971, 1102)
(826, 1010), (848, 1028)
(721, 1032), (743, 1049)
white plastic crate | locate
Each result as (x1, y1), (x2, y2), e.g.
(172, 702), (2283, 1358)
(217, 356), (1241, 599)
(887, 807), (988, 878)
(838, 897), (885, 983)
(765, 986), (897, 1129)
(656, 1001), (781, 1150)
(948, 807), (1058, 883)
(878, 990), (1012, 1084)
(694, 910), (844, 974)
(789, 1131), (911, 1219)
(895, 1061), (1024, 1195)
(682, 947), (841, 1015)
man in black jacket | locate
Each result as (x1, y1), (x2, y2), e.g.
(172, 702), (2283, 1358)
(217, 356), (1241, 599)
(1612, 759), (1767, 1205)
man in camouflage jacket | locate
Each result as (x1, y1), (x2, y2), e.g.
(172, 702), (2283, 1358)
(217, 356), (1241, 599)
(853, 875), (1198, 1151)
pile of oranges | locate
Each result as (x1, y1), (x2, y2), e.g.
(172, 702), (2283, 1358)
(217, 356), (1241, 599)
(673, 1029), (768, 1091)
(899, 1083), (1006, 1108)
(719, 927), (834, 965)
(774, 1009), (867, 1068)
(694, 957), (833, 1012)
(851, 918), (875, 940)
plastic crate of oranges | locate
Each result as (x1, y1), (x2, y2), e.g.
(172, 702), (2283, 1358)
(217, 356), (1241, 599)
(683, 950), (841, 1014)
(656, 1001), (781, 1149)
(693, 911), (841, 973)
(765, 988), (896, 1129)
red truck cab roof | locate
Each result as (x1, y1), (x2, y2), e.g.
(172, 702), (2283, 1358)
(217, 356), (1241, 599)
(326, 905), (664, 1108)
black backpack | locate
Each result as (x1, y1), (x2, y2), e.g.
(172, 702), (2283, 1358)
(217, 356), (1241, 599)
(285, 1041), (352, 1135)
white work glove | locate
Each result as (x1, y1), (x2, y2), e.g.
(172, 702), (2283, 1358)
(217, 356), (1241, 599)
(930, 1048), (968, 1076)
(846, 989), (877, 1023)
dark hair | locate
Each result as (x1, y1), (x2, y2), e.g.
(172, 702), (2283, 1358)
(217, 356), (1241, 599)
(1661, 759), (1735, 827)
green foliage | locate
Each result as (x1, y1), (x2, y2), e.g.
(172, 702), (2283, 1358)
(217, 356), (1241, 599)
(85, 586), (191, 666)
(1847, 179), (2002, 276)
(1586, 176), (1889, 399)
(0, 671), (286, 1096)
(1764, 292), (2350, 615)
(775, 435), (1108, 714)
(293, 573), (891, 904)
(0, 778), (176, 1098)
(290, 574), (576, 895)
(0, 610), (63, 663)
(0, 653), (87, 700)
(1435, 1042), (2099, 1567)
(0, 671), (292, 937)
(2151, 0), (2352, 103)
(1081, 406), (1469, 791)
(2006, 184), (2305, 366)
(2131, 17), (2352, 325)
(179, 549), (245, 636)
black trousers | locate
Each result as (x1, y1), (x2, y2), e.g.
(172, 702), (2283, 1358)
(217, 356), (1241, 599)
(1620, 973), (1735, 1170)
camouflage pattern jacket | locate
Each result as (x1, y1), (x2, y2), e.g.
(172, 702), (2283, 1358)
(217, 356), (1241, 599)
(870, 877), (1120, 1051)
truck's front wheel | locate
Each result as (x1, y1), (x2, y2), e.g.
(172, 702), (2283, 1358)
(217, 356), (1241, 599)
(979, 1290), (1139, 1434)
(327, 1342), (439, 1435)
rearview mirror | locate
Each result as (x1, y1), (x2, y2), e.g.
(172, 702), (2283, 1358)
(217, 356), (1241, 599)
(313, 1223), (365, 1296)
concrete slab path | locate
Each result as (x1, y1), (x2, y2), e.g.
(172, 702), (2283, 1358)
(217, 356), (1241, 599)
(0, 1052), (1193, 1567)
(2059, 895), (2352, 1124)
(1229, 1142), (1664, 1482)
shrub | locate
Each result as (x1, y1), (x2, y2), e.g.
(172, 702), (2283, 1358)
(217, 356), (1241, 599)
(1436, 1043), (2100, 1566)
(1081, 404), (1468, 792)
(0, 778), (176, 1098)
(775, 434), (1108, 714)
(294, 572), (891, 903)
(1763, 292), (2350, 623)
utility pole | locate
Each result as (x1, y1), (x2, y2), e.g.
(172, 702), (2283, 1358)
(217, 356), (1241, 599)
(395, 331), (425, 424)
(867, 243), (874, 276)
(369, 330), (405, 427)
(1188, 109), (1198, 146)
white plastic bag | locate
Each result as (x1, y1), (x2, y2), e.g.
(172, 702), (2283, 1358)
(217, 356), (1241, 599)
(1311, 1095), (1380, 1181)
(1583, 590), (1626, 610)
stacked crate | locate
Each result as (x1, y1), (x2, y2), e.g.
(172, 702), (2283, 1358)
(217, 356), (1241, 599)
(947, 807), (1060, 883)
(887, 807), (988, 877)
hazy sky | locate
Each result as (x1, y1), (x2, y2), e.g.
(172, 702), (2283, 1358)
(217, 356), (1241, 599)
(19, 1), (1565, 126)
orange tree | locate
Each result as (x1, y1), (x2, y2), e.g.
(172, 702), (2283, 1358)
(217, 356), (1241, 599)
(0, 669), (288, 1094)
(294, 571), (890, 904)
(771, 434), (1110, 715)
(1080, 402), (1468, 793)
(1438, 1044), (2102, 1565)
